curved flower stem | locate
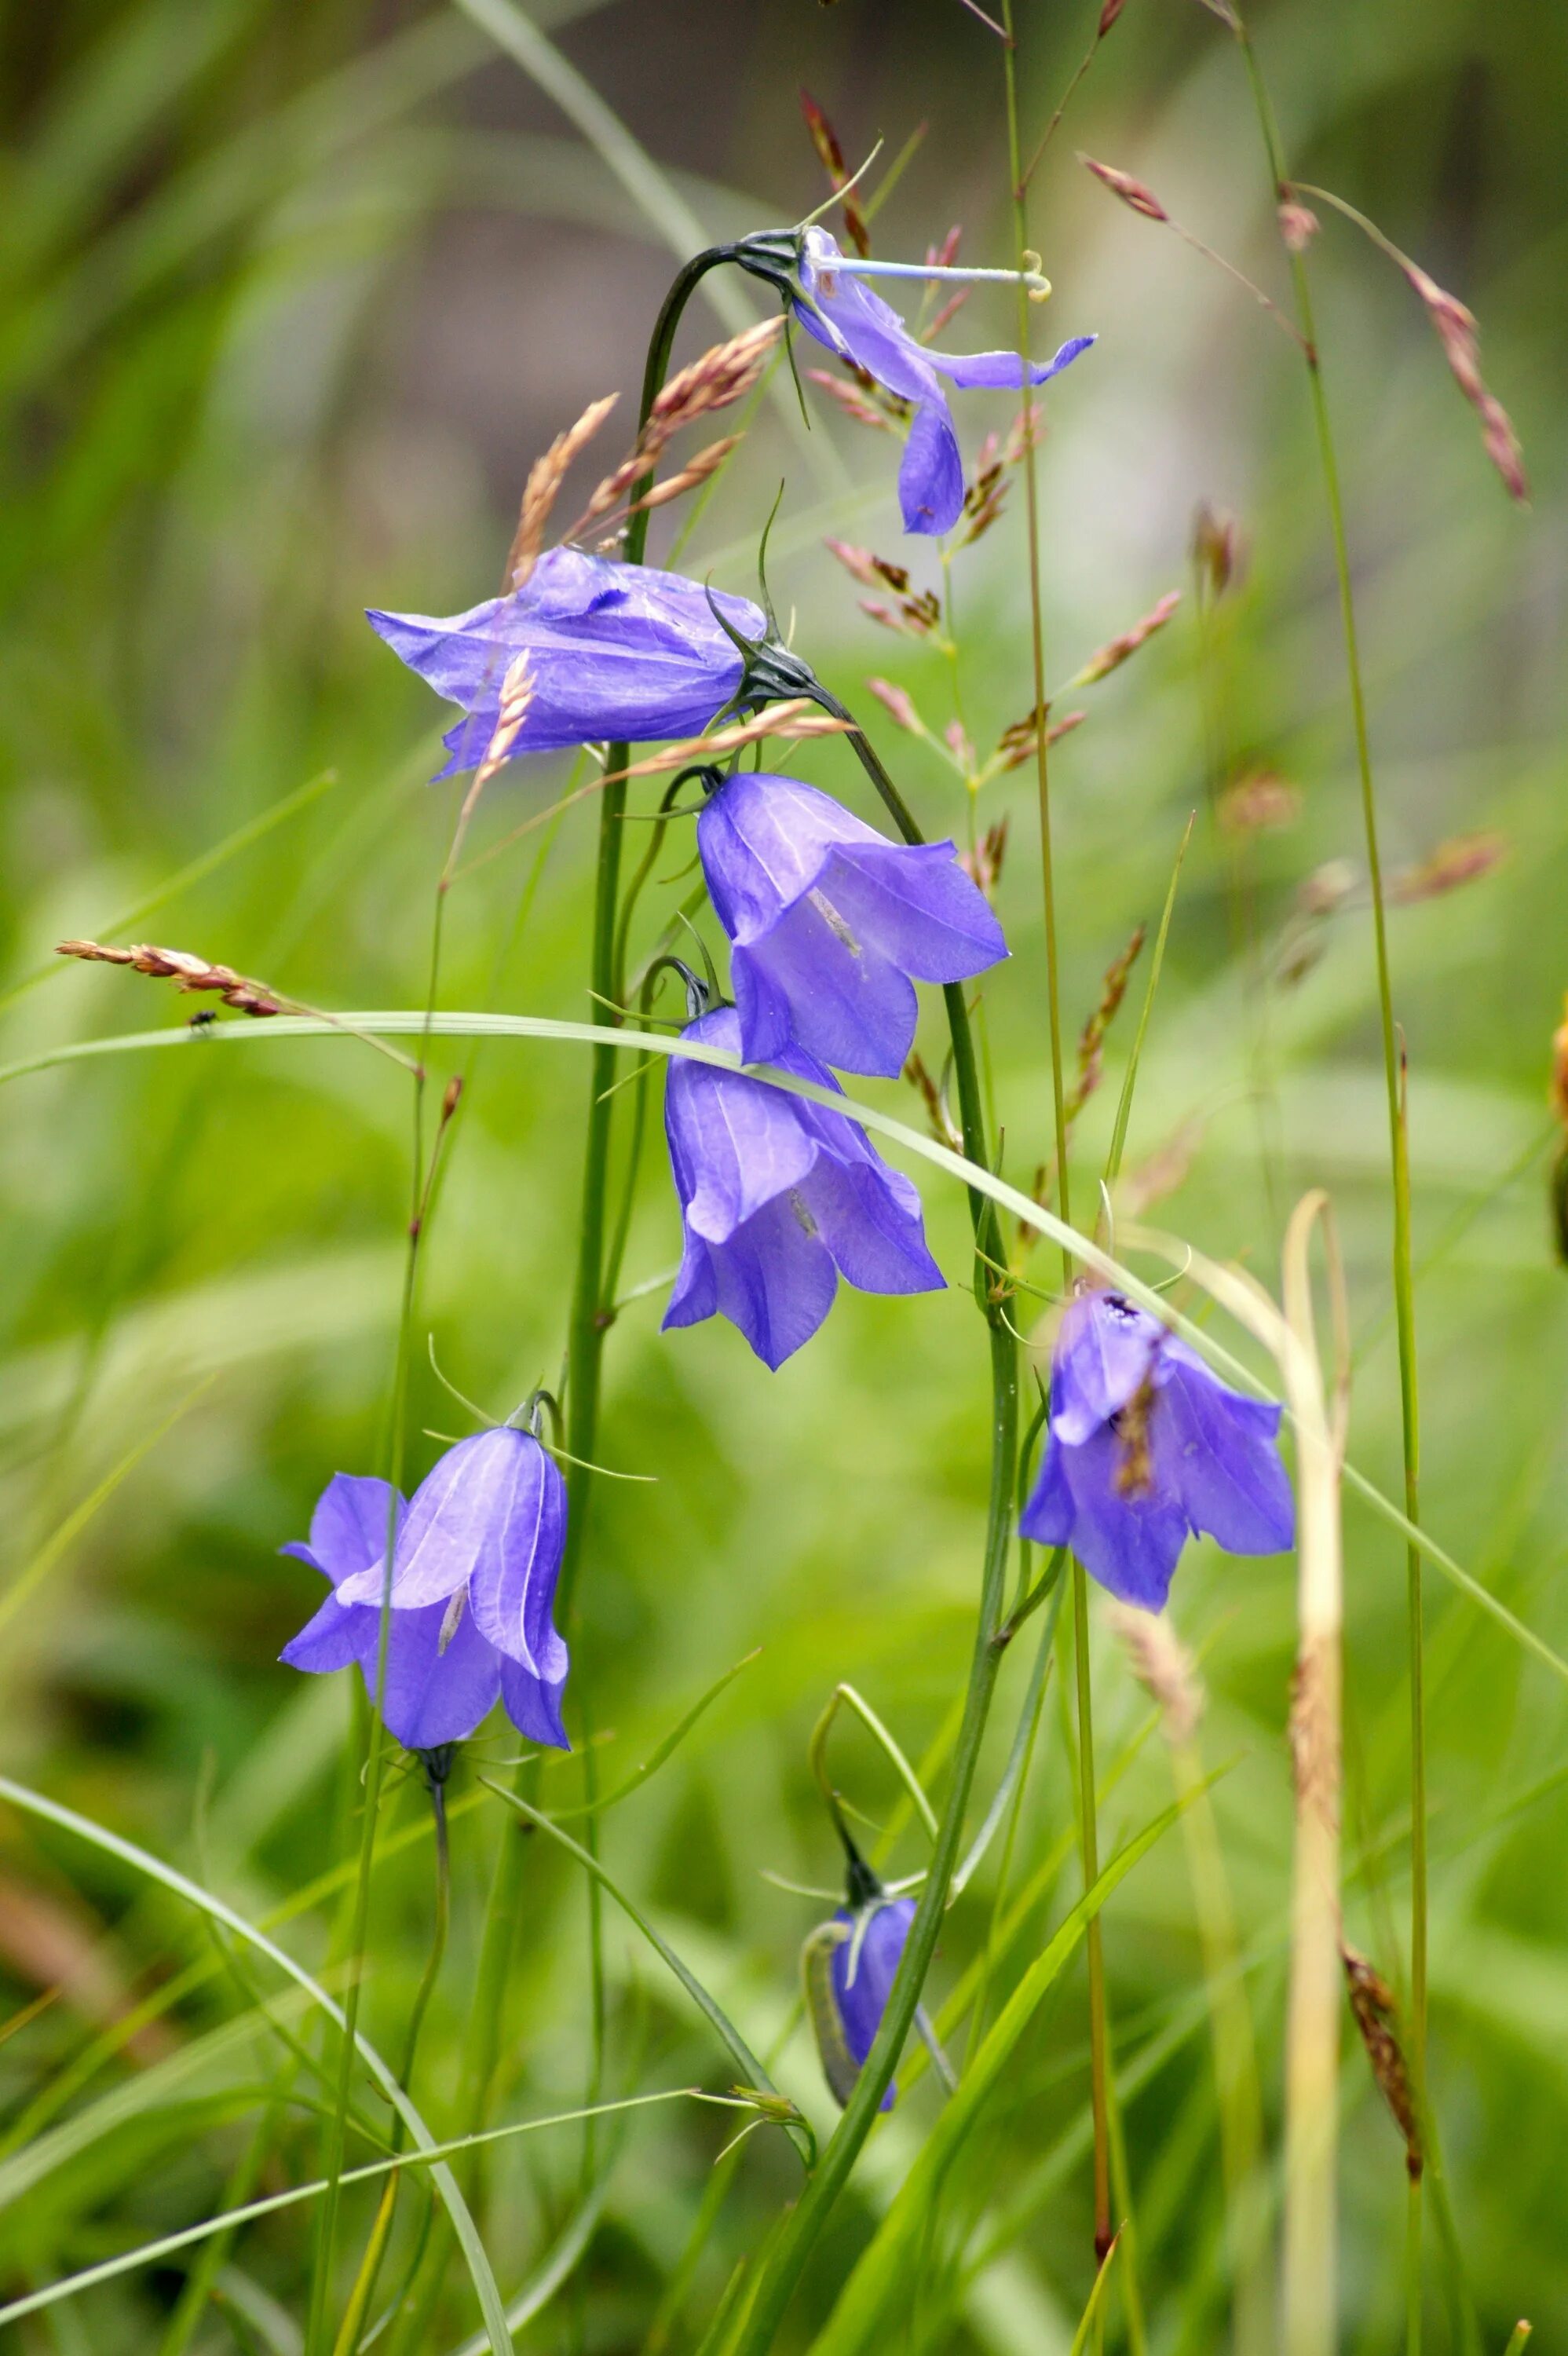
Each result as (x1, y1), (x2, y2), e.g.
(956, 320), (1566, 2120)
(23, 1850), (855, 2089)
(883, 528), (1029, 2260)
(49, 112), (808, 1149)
(1000, 0), (1117, 2287)
(1230, 16), (1426, 2343)
(720, 708), (1018, 2350)
(454, 240), (746, 2200)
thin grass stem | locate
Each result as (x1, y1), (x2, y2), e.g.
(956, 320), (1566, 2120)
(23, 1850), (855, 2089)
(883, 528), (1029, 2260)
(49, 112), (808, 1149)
(1230, 17), (1427, 2340)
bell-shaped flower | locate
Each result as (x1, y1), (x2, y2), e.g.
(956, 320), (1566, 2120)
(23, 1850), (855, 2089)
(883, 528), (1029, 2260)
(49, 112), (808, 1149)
(367, 546), (766, 779)
(1019, 1289), (1295, 1612)
(802, 1896), (916, 2112)
(663, 1006), (944, 1369)
(292, 1429), (570, 1747)
(795, 227), (1095, 536)
(280, 1474), (504, 1751)
(696, 770), (1008, 1077)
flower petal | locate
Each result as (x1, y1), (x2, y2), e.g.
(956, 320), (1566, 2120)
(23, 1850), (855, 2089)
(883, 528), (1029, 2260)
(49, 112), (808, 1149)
(927, 332), (1097, 390)
(466, 1434), (569, 1685)
(825, 842), (1009, 985)
(337, 1429), (510, 1608)
(803, 1158), (946, 1296)
(664, 1011), (821, 1241)
(1157, 1362), (1296, 1557)
(707, 1189), (839, 1368)
(500, 1654), (571, 1751)
(375, 1595), (503, 1751)
(1051, 1291), (1165, 1444)
(305, 1474), (404, 1586)
(898, 400), (966, 536)
(1044, 1426), (1190, 1610)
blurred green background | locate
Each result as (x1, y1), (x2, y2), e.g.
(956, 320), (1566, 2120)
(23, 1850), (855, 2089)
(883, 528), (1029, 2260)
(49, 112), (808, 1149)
(0, 0), (1564, 2348)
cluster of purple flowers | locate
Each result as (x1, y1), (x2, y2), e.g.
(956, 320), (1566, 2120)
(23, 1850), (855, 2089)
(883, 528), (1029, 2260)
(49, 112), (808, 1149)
(280, 231), (1292, 2082)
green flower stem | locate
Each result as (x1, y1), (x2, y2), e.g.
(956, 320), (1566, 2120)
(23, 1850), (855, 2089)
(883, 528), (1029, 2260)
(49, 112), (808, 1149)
(455, 240), (747, 2196)
(1000, 0), (1116, 2277)
(720, 709), (1019, 2350)
(1231, 16), (1427, 2341)
(723, 1317), (1018, 2356)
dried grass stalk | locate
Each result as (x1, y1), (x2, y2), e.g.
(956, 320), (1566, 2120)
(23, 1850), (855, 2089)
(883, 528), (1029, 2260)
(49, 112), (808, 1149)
(1106, 1601), (1204, 1746)
(56, 938), (284, 1016)
(1278, 1189), (1347, 2356)
(1341, 1944), (1422, 2176)
(506, 394), (620, 591)
(1069, 590), (1182, 688)
(568, 320), (780, 542)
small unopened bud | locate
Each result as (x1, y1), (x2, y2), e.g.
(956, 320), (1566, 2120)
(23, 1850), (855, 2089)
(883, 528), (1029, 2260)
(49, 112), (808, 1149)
(1080, 155), (1168, 223)
(1098, 0), (1127, 31)
(1277, 201), (1320, 253)
(440, 1075), (464, 1122)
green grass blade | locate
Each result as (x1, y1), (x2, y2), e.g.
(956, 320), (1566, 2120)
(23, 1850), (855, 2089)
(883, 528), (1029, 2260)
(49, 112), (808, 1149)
(804, 1772), (1224, 2356)
(0, 2091), (703, 2333)
(479, 1780), (813, 2164)
(1106, 811), (1194, 1184)
(448, 0), (835, 487)
(0, 769), (338, 1012)
(0, 1379), (211, 1635)
(0, 1777), (511, 2356)
(547, 1648), (760, 1820)
(2, 1012), (1561, 1684)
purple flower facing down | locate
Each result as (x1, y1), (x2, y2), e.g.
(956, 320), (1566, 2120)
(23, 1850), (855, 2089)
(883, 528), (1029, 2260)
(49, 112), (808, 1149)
(795, 228), (1096, 536)
(804, 1897), (916, 2113)
(280, 1475), (503, 1752)
(1019, 1289), (1295, 1612)
(663, 1006), (944, 1370)
(283, 1429), (570, 1751)
(367, 546), (766, 780)
(696, 771), (1008, 1077)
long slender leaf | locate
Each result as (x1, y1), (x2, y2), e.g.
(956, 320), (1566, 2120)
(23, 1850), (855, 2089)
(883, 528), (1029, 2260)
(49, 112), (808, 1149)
(7, 1008), (1559, 1688)
(0, 2091), (704, 2332)
(478, 1780), (813, 2164)
(0, 1778), (511, 2355)
(805, 1776), (1221, 2356)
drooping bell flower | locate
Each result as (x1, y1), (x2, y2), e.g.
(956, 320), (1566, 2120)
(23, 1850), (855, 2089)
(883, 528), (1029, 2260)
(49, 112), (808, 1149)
(696, 770), (1007, 1077)
(663, 1005), (944, 1369)
(794, 227), (1095, 536)
(367, 546), (766, 780)
(1019, 1289), (1295, 1612)
(802, 1896), (916, 2112)
(280, 1474), (505, 1751)
(289, 1429), (571, 1747)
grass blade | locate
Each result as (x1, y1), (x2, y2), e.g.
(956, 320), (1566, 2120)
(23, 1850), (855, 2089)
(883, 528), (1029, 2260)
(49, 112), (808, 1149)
(0, 1777), (511, 2355)
(479, 1779), (813, 2164)
(805, 1773), (1223, 2356)
(2, 1012), (1562, 1687)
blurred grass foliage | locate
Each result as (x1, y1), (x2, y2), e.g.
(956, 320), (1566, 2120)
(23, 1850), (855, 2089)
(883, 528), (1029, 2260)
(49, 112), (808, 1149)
(0, 0), (1563, 2348)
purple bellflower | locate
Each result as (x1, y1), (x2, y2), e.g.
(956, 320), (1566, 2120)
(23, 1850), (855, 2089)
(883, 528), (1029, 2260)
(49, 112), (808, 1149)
(283, 1429), (570, 1750)
(794, 227), (1096, 536)
(367, 546), (766, 780)
(696, 770), (1008, 1077)
(663, 1004), (944, 1369)
(1019, 1289), (1295, 1612)
(804, 1897), (916, 2113)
